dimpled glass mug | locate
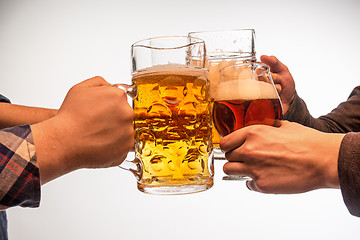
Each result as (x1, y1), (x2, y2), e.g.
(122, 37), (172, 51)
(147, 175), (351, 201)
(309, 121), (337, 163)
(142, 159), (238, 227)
(188, 29), (256, 160)
(114, 36), (214, 195)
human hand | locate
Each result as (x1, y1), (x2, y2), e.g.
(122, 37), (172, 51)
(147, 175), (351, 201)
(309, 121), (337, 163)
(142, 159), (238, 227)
(220, 121), (344, 194)
(260, 55), (295, 115)
(31, 76), (135, 184)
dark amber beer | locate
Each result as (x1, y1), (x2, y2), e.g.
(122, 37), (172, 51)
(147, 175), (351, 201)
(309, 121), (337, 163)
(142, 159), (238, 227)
(213, 79), (283, 137)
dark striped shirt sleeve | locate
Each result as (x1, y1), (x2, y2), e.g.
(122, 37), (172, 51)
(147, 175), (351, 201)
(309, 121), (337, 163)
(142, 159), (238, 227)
(0, 125), (40, 210)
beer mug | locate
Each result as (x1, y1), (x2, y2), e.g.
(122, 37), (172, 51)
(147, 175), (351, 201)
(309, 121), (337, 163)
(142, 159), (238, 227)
(188, 29), (256, 159)
(114, 36), (214, 194)
(213, 63), (283, 180)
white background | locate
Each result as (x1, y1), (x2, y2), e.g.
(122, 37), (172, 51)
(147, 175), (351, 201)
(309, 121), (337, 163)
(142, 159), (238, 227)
(1, 0), (360, 239)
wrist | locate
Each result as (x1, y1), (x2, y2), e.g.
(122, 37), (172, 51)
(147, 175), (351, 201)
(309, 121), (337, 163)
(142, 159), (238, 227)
(320, 132), (345, 189)
(30, 117), (74, 184)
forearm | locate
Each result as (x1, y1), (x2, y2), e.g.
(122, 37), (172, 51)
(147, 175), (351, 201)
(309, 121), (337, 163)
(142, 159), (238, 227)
(284, 89), (360, 133)
(0, 103), (57, 129)
(283, 92), (331, 131)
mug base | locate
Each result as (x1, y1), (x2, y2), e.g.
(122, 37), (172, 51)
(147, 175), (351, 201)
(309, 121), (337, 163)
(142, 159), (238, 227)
(137, 181), (213, 195)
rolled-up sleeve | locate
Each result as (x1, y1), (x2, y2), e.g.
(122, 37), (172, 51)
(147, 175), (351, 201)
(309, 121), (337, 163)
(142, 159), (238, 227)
(338, 132), (360, 217)
(0, 125), (40, 210)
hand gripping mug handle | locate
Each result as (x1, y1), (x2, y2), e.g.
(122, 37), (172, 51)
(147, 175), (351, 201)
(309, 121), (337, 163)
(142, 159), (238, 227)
(112, 83), (142, 181)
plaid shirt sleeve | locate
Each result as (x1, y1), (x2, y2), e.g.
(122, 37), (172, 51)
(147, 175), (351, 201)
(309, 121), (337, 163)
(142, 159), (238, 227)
(0, 125), (40, 210)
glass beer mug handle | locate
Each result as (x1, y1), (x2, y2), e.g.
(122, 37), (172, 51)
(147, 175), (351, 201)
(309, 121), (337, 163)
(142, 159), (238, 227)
(119, 158), (142, 181)
(111, 83), (141, 180)
(111, 83), (137, 99)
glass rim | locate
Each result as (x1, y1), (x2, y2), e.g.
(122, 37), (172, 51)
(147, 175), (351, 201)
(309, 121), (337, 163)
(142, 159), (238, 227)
(188, 28), (255, 36)
(131, 35), (205, 50)
(132, 65), (209, 75)
(220, 62), (270, 77)
(221, 62), (269, 71)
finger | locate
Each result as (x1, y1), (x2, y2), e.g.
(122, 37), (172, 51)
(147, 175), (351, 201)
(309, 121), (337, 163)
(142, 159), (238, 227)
(260, 55), (287, 74)
(219, 128), (247, 153)
(223, 162), (254, 178)
(270, 72), (281, 84)
(80, 76), (111, 87)
(275, 83), (282, 94)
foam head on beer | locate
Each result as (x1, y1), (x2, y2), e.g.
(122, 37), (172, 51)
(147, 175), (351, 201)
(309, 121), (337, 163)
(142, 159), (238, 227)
(214, 78), (279, 101)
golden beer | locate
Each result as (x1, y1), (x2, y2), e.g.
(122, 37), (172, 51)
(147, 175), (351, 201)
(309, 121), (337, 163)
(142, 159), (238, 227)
(132, 65), (213, 192)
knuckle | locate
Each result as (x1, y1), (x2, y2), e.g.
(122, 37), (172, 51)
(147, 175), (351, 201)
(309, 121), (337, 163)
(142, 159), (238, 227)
(242, 144), (256, 157)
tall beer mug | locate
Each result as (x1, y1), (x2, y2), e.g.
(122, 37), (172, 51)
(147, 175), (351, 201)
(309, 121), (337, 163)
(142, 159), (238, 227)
(188, 29), (256, 160)
(114, 36), (214, 195)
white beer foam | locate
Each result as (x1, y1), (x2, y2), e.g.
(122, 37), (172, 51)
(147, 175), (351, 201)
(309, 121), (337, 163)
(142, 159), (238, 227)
(214, 79), (278, 101)
(133, 64), (208, 78)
